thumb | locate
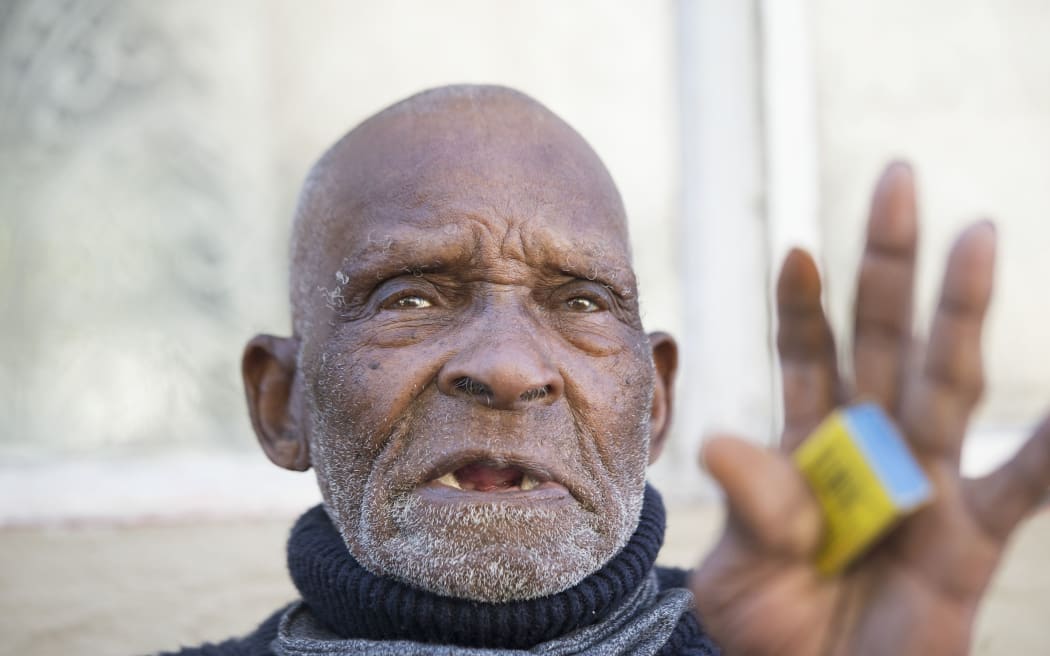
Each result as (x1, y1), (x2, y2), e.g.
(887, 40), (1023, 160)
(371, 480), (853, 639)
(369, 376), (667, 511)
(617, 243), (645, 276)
(702, 434), (823, 558)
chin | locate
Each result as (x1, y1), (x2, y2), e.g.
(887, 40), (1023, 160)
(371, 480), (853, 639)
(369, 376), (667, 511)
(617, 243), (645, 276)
(346, 484), (644, 603)
(393, 543), (596, 603)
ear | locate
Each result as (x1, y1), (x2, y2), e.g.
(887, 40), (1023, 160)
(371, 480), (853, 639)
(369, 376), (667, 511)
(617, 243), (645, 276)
(647, 332), (678, 464)
(242, 334), (310, 471)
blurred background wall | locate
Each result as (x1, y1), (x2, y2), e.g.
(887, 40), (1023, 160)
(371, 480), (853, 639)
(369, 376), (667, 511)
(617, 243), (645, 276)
(1, 0), (1048, 522)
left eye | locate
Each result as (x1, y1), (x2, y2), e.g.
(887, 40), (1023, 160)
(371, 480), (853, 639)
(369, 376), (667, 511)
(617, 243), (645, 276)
(391, 295), (432, 309)
(565, 297), (600, 312)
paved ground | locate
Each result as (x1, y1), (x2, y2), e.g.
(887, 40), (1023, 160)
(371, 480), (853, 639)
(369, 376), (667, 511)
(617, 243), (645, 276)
(2, 504), (1047, 655)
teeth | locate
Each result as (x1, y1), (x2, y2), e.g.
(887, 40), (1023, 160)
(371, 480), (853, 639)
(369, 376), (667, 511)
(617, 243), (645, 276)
(437, 472), (462, 489)
(434, 471), (543, 492)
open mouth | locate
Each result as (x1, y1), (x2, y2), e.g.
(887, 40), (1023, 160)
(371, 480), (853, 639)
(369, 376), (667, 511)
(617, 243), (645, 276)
(434, 462), (544, 492)
(420, 458), (570, 501)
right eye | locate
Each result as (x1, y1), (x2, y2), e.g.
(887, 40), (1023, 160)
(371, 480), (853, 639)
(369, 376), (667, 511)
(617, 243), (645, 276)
(389, 295), (432, 309)
(565, 296), (601, 312)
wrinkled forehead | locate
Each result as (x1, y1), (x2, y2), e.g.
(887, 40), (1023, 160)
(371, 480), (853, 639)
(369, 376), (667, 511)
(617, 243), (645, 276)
(290, 89), (635, 330)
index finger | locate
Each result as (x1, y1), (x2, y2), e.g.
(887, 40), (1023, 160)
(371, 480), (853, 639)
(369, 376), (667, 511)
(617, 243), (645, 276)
(777, 249), (843, 451)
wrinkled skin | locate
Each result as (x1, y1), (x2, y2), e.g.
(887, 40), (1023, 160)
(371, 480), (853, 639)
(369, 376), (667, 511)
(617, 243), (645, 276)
(242, 85), (1050, 652)
(241, 88), (677, 602)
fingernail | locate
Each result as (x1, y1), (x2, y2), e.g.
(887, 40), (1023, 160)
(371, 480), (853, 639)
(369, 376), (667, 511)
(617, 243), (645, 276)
(886, 159), (913, 175)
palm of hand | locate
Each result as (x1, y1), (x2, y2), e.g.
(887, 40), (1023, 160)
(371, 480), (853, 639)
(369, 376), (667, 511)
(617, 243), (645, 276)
(691, 163), (1050, 655)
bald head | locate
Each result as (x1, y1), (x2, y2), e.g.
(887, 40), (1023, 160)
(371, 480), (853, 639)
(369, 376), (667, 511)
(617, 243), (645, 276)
(288, 84), (630, 337)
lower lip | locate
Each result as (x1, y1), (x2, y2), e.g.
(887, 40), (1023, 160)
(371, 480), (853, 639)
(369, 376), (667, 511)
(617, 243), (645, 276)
(417, 480), (573, 504)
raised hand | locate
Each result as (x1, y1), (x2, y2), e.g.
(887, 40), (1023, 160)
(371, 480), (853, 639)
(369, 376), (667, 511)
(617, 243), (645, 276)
(691, 162), (1050, 655)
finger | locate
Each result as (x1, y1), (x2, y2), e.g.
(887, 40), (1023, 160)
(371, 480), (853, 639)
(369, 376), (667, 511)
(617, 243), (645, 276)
(853, 162), (918, 412)
(777, 249), (842, 451)
(900, 221), (997, 460)
(701, 435), (822, 558)
(967, 414), (1050, 539)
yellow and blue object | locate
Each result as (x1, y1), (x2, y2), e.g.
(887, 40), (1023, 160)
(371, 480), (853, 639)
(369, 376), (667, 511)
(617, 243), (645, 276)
(793, 403), (933, 574)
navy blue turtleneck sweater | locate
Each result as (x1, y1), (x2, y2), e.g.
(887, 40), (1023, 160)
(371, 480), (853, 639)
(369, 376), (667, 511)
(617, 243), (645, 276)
(162, 486), (719, 655)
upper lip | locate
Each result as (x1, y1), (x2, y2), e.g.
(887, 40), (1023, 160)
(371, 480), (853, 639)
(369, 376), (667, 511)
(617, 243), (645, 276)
(421, 450), (568, 491)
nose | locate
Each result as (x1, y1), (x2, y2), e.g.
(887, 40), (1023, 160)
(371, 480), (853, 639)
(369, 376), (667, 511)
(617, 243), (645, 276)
(437, 327), (564, 410)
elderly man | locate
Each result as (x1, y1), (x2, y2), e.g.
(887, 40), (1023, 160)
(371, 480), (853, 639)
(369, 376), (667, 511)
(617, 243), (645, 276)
(170, 85), (1049, 655)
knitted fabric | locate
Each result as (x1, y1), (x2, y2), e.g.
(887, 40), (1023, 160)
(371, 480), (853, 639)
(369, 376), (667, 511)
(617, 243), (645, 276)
(273, 570), (691, 655)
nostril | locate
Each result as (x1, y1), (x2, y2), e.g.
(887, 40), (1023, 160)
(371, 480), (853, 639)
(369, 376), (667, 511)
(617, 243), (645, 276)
(519, 385), (553, 403)
(453, 376), (493, 398)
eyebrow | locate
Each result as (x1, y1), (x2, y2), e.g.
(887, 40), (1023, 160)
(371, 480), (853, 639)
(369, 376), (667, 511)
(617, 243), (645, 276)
(334, 232), (476, 287)
(331, 227), (638, 300)
(547, 256), (636, 299)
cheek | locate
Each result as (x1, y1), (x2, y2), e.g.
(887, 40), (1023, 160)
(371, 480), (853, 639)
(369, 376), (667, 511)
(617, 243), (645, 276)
(307, 333), (443, 452)
(573, 336), (653, 416)
(564, 345), (655, 470)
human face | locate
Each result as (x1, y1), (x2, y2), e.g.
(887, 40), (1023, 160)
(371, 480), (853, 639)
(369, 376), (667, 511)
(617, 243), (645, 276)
(272, 92), (674, 602)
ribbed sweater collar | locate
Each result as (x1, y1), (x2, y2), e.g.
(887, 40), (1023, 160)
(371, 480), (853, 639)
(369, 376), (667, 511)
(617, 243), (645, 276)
(286, 485), (666, 650)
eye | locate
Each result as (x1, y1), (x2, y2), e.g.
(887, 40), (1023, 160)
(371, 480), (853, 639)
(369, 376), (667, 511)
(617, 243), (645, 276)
(390, 295), (432, 309)
(565, 296), (600, 312)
